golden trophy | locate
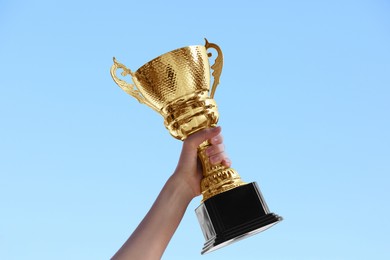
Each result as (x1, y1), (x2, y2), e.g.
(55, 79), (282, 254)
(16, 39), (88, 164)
(110, 39), (282, 254)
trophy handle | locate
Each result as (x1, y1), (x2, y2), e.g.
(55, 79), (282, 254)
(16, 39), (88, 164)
(205, 39), (223, 99)
(110, 57), (160, 112)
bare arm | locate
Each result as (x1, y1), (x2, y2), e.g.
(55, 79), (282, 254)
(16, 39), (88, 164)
(111, 126), (230, 260)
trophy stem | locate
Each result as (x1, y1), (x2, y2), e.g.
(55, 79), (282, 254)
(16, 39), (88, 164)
(197, 140), (246, 201)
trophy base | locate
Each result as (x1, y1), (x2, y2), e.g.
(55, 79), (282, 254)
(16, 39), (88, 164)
(195, 182), (282, 254)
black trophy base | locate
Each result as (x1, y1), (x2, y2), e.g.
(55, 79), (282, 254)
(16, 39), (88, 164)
(195, 182), (282, 254)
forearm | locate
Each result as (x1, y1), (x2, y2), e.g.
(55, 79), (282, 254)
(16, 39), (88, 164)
(111, 174), (194, 260)
(111, 127), (227, 259)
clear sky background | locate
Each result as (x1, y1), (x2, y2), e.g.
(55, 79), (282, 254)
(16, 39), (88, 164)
(1, 0), (389, 259)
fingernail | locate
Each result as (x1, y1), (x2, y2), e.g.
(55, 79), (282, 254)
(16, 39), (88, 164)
(209, 156), (217, 164)
(212, 126), (221, 132)
(224, 159), (231, 167)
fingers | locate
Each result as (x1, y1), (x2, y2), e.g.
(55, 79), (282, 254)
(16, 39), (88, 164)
(206, 144), (231, 167)
(184, 126), (222, 149)
(209, 152), (231, 167)
(206, 143), (225, 157)
(209, 132), (223, 145)
(206, 140), (231, 167)
(183, 126), (232, 167)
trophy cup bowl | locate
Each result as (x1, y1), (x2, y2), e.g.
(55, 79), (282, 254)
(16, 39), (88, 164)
(110, 39), (282, 254)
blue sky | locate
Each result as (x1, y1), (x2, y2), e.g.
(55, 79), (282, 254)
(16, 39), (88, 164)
(1, 0), (389, 259)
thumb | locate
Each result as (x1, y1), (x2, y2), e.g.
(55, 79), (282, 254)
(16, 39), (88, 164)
(185, 126), (222, 149)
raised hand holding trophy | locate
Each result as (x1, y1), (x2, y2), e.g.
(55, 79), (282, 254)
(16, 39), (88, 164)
(110, 39), (282, 254)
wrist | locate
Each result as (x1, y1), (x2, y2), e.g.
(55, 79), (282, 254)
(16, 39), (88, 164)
(169, 172), (198, 202)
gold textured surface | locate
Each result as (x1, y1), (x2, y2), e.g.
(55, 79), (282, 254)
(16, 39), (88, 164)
(198, 141), (245, 201)
(110, 39), (245, 200)
(134, 45), (210, 111)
